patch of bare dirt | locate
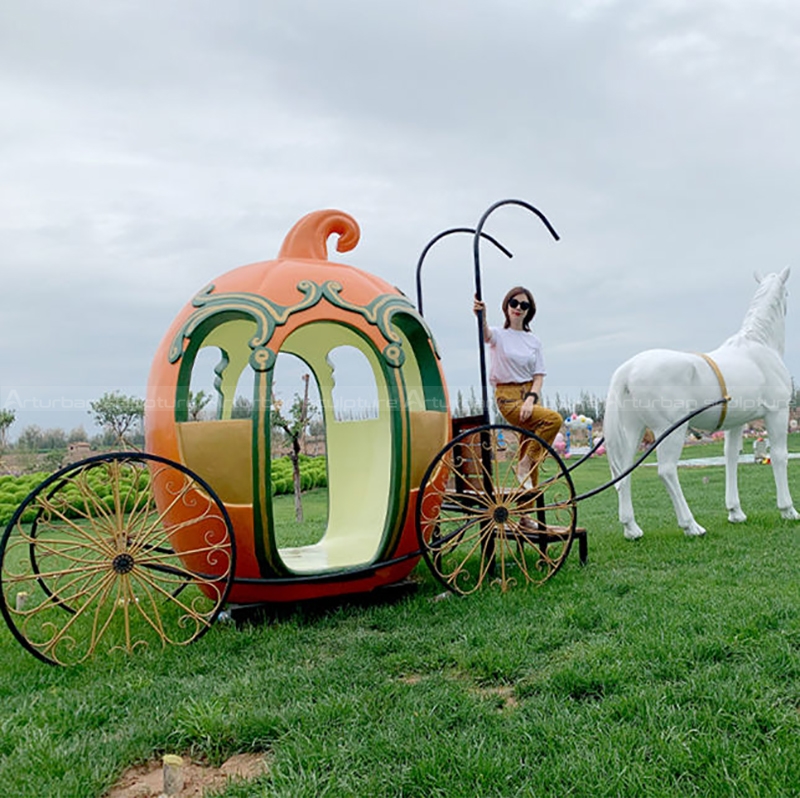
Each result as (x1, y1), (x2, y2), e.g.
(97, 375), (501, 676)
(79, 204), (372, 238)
(471, 683), (519, 710)
(104, 753), (269, 798)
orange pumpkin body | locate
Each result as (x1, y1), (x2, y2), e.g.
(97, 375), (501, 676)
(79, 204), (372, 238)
(146, 210), (450, 604)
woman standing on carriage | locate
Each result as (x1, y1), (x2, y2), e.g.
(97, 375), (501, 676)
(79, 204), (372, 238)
(473, 286), (562, 487)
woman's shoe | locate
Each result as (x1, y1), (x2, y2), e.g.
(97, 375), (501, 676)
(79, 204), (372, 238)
(516, 459), (533, 489)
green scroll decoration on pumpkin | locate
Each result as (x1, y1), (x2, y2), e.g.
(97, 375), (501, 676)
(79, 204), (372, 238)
(168, 280), (438, 369)
(167, 280), (323, 364)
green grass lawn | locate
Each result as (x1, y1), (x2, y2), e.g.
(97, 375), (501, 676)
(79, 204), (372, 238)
(0, 440), (799, 796)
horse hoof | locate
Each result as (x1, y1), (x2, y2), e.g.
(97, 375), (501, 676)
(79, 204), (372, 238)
(684, 524), (706, 537)
(623, 526), (643, 541)
(728, 510), (747, 523)
(780, 507), (800, 520)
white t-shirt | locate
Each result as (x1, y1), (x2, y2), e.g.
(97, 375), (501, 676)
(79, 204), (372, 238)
(487, 326), (547, 385)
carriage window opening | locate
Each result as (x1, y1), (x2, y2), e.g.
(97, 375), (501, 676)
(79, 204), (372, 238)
(272, 351), (323, 452)
(327, 346), (379, 422)
(188, 347), (225, 421)
(219, 362), (253, 421)
(271, 351), (326, 550)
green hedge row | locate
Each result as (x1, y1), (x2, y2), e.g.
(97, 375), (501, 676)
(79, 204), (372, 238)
(0, 469), (151, 526)
(0, 456), (328, 526)
(0, 472), (51, 527)
(270, 455), (328, 497)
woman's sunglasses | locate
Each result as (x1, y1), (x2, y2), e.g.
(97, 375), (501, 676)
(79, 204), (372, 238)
(508, 299), (530, 311)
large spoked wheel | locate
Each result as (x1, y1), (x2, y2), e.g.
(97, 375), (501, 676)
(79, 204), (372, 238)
(416, 424), (576, 596)
(0, 452), (236, 666)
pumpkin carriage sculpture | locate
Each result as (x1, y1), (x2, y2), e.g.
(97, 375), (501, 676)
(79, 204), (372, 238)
(0, 200), (730, 666)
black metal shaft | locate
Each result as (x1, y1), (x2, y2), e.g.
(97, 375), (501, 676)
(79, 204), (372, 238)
(415, 227), (512, 316)
(471, 199), (560, 423)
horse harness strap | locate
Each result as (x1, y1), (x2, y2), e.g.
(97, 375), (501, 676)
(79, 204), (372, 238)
(696, 352), (731, 430)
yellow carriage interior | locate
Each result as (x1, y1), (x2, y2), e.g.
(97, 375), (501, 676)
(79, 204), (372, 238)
(173, 310), (449, 576)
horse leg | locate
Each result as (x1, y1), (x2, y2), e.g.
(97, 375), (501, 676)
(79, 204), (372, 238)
(656, 425), (706, 536)
(764, 411), (800, 520)
(606, 408), (645, 540)
(724, 426), (747, 523)
(616, 470), (645, 541)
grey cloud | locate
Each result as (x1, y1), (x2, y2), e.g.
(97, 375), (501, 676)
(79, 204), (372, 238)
(2, 0), (800, 437)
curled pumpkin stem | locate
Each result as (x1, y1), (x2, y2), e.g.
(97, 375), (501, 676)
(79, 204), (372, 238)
(278, 210), (360, 261)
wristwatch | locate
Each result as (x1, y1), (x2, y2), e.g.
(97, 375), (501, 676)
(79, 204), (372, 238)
(524, 391), (539, 404)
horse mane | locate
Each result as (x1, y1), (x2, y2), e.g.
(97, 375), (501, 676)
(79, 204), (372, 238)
(722, 272), (787, 354)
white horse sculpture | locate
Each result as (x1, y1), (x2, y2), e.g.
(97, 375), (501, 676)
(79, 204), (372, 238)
(604, 268), (798, 539)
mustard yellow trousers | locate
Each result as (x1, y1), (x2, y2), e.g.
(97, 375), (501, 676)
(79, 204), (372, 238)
(494, 382), (563, 471)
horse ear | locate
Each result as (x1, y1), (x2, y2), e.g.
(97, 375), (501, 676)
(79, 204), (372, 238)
(754, 271), (764, 283)
(779, 266), (791, 282)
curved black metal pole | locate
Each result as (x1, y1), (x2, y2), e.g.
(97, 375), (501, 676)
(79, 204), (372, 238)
(472, 199), (560, 421)
(415, 227), (513, 316)
(573, 397), (729, 503)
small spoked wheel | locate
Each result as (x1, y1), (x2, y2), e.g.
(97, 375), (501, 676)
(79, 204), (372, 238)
(416, 424), (576, 596)
(0, 452), (236, 666)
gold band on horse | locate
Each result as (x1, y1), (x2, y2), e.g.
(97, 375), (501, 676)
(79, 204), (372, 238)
(696, 353), (731, 430)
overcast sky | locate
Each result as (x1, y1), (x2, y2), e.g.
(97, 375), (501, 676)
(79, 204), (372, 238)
(3, 0), (800, 438)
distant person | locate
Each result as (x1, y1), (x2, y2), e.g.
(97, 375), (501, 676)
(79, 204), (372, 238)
(473, 286), (562, 487)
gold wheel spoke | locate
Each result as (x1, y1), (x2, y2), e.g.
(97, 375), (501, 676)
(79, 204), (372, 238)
(83, 573), (127, 658)
(118, 469), (160, 538)
(135, 550), (231, 583)
(121, 576), (135, 654)
(130, 570), (213, 645)
(505, 521), (540, 580)
(126, 513), (225, 558)
(133, 476), (198, 542)
(40, 565), (114, 614)
(37, 570), (118, 659)
(28, 536), (112, 568)
(8, 558), (109, 592)
(73, 470), (118, 537)
(443, 521), (493, 584)
(128, 571), (173, 643)
(494, 527), (514, 590)
(432, 516), (484, 555)
(446, 524), (496, 594)
(121, 482), (153, 533)
(428, 509), (488, 527)
(136, 561), (218, 588)
(436, 485), (492, 513)
(30, 536), (105, 560)
(24, 501), (117, 557)
(131, 564), (215, 622)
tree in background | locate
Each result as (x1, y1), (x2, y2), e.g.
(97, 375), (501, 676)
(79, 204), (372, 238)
(231, 395), (253, 419)
(0, 409), (15, 469)
(186, 389), (212, 421)
(452, 387), (485, 419)
(271, 392), (317, 522)
(89, 392), (145, 449)
(68, 426), (88, 443)
(17, 424), (43, 452)
(467, 386), (482, 416)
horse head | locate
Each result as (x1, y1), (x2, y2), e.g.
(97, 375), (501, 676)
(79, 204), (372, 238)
(738, 267), (790, 353)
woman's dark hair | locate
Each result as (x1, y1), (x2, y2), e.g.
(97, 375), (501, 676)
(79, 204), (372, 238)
(501, 286), (536, 331)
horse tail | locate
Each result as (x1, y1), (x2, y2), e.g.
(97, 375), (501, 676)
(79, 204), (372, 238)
(604, 362), (645, 480)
